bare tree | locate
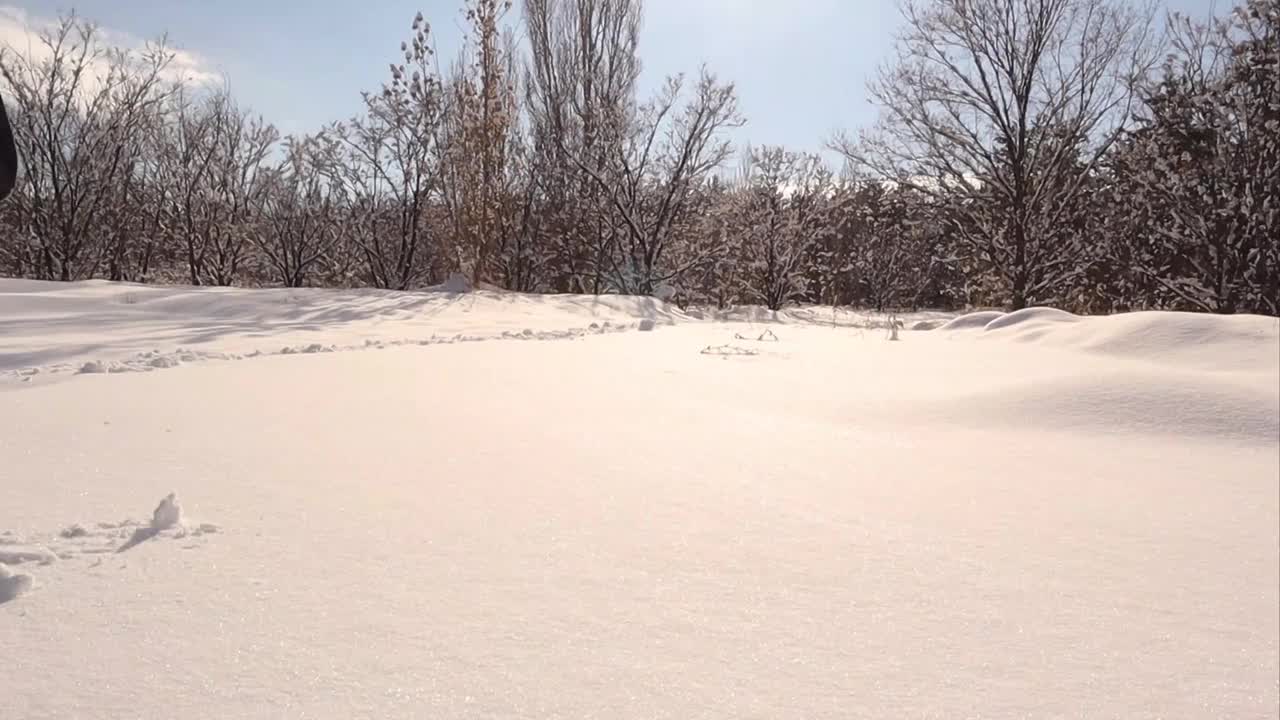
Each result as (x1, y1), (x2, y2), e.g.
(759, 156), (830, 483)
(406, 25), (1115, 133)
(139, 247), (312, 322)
(156, 89), (217, 284)
(254, 135), (338, 287)
(99, 89), (166, 282)
(155, 88), (274, 286)
(323, 13), (444, 290)
(572, 69), (743, 295)
(202, 94), (277, 285)
(0, 13), (176, 280)
(1111, 3), (1279, 314)
(833, 0), (1159, 309)
(836, 182), (942, 311)
(441, 0), (520, 285)
(523, 0), (643, 293)
(733, 146), (833, 310)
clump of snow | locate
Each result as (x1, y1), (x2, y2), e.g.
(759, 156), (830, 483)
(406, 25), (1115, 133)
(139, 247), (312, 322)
(78, 360), (109, 374)
(151, 493), (182, 531)
(0, 546), (57, 565)
(59, 525), (89, 539)
(0, 563), (33, 604)
(638, 318), (657, 332)
(911, 320), (940, 331)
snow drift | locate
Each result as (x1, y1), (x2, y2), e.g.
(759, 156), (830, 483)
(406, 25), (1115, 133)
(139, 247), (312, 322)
(925, 308), (1280, 441)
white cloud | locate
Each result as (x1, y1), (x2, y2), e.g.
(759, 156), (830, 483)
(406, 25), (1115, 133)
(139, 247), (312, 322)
(0, 5), (222, 91)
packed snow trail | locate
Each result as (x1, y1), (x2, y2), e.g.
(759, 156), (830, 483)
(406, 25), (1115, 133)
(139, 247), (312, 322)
(1, 282), (1276, 719)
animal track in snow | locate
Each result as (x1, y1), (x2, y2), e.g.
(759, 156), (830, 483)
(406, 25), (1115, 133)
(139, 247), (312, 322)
(0, 494), (221, 605)
(5, 321), (640, 386)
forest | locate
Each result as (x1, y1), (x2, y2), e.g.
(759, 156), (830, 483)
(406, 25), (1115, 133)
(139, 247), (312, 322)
(0, 0), (1275, 315)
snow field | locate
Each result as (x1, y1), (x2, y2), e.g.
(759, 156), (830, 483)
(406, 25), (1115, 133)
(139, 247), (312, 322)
(1, 280), (1276, 719)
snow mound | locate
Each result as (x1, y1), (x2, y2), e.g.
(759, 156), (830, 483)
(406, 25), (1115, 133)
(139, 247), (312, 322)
(938, 310), (1007, 330)
(1033, 311), (1279, 372)
(982, 306), (1081, 331)
(937, 308), (1278, 373)
(971, 309), (1278, 372)
(906, 309), (1279, 440)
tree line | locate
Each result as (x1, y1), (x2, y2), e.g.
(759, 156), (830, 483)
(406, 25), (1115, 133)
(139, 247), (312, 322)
(0, 0), (1274, 315)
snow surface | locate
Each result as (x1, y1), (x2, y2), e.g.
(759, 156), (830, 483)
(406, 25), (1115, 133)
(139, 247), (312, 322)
(1, 280), (1277, 719)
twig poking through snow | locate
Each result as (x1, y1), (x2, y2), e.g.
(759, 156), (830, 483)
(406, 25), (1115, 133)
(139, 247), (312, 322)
(701, 344), (759, 357)
(733, 329), (780, 342)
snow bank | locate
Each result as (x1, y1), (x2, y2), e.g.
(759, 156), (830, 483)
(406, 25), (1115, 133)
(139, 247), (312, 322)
(920, 307), (1280, 440)
(941, 307), (1278, 370)
(1035, 310), (1280, 372)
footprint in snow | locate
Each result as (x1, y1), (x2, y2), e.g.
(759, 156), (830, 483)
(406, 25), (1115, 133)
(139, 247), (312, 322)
(0, 492), (222, 604)
(0, 563), (33, 604)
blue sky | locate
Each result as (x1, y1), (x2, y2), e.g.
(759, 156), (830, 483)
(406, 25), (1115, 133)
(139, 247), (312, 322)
(7, 0), (1214, 157)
